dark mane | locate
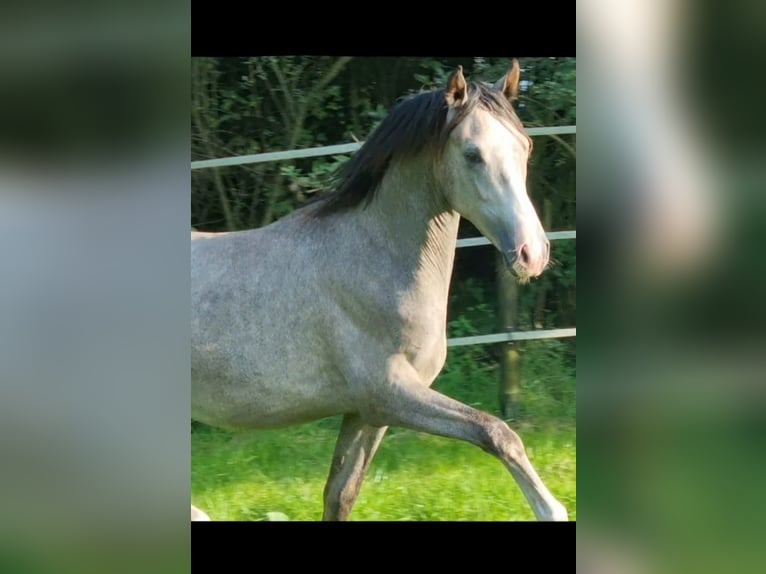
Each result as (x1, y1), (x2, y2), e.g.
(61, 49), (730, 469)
(312, 81), (525, 217)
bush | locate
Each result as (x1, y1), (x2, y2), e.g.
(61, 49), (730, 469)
(436, 278), (575, 422)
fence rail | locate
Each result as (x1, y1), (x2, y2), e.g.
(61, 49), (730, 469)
(457, 229), (575, 248)
(449, 232), (576, 348)
(448, 328), (577, 348)
(192, 125), (576, 347)
(191, 125), (576, 171)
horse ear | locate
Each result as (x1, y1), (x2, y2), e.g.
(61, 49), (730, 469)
(445, 65), (468, 107)
(494, 59), (521, 101)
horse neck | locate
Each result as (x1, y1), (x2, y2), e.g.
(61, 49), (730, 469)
(356, 156), (461, 292)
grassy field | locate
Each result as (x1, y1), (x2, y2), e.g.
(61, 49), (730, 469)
(191, 339), (576, 521)
(192, 419), (575, 521)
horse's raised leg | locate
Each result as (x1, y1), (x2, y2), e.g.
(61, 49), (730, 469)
(322, 414), (388, 521)
(360, 356), (569, 521)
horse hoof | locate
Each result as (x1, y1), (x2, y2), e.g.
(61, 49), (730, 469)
(192, 505), (211, 521)
(548, 502), (569, 522)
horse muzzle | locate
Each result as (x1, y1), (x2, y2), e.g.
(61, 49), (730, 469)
(502, 240), (550, 280)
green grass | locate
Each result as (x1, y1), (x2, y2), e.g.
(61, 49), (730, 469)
(192, 340), (576, 521)
(192, 418), (575, 521)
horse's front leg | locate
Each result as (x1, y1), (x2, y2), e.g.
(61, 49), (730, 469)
(358, 354), (569, 521)
(322, 413), (388, 521)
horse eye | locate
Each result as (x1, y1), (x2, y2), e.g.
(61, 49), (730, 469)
(464, 148), (483, 165)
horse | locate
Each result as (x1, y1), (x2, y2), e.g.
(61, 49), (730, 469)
(191, 61), (569, 521)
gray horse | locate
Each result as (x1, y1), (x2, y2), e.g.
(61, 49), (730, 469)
(191, 61), (569, 521)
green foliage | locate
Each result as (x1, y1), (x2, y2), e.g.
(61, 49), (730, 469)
(192, 57), (358, 229)
(438, 278), (575, 422)
(518, 239), (577, 329)
(520, 339), (577, 420)
(413, 59), (451, 87)
(278, 154), (351, 204)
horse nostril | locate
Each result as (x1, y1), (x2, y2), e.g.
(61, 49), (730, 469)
(545, 239), (551, 258)
(518, 243), (531, 267)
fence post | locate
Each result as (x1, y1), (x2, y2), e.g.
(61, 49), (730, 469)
(497, 252), (521, 420)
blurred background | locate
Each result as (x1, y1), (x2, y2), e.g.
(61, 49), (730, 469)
(578, 1), (766, 573)
(0, 2), (190, 574)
